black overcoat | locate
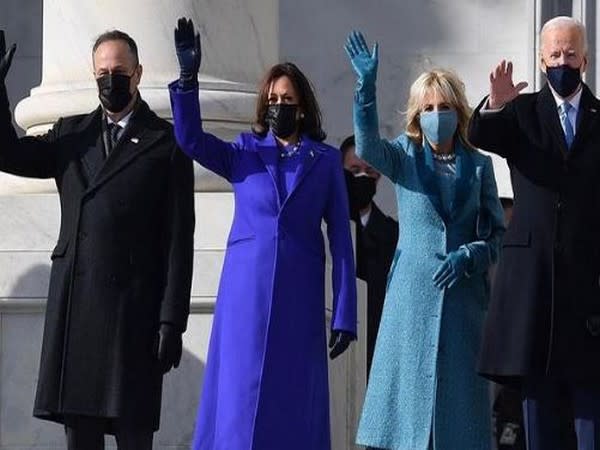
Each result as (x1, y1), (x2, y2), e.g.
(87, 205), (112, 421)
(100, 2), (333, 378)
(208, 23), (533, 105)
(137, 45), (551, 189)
(355, 202), (398, 373)
(469, 84), (600, 384)
(0, 87), (195, 431)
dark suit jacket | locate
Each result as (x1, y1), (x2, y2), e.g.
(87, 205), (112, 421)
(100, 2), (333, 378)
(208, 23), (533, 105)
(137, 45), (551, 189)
(355, 202), (398, 374)
(0, 86), (195, 431)
(469, 83), (600, 384)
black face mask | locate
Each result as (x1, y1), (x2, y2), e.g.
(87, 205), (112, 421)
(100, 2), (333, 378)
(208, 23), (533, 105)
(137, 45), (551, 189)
(344, 169), (377, 219)
(97, 73), (133, 113)
(266, 104), (299, 139)
(546, 64), (582, 98)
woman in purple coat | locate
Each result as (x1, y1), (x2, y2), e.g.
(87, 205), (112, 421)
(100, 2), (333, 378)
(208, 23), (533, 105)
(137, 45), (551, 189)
(169, 19), (357, 450)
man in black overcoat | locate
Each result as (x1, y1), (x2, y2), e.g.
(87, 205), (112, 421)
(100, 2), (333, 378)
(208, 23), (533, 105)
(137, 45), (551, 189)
(341, 135), (398, 374)
(0, 29), (194, 450)
(469, 16), (600, 450)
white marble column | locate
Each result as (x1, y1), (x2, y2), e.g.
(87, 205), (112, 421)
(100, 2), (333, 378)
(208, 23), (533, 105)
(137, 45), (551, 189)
(4, 0), (278, 193)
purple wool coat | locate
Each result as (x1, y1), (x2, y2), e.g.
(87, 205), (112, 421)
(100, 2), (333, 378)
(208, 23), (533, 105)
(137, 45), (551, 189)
(169, 82), (357, 450)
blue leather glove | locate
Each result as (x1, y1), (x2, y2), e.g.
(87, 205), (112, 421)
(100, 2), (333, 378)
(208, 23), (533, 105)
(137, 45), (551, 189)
(0, 31), (16, 84)
(174, 17), (201, 90)
(344, 30), (378, 102)
(329, 330), (354, 359)
(432, 248), (472, 289)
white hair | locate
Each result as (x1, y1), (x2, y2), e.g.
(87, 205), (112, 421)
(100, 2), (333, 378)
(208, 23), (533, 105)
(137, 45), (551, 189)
(540, 16), (588, 53)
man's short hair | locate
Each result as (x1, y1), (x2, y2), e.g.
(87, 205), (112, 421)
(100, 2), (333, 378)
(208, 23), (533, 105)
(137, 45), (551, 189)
(340, 135), (355, 155)
(92, 30), (139, 66)
(540, 16), (587, 54)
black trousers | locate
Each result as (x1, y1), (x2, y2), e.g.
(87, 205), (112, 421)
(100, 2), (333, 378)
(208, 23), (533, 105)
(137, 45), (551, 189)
(64, 416), (153, 450)
(522, 378), (593, 450)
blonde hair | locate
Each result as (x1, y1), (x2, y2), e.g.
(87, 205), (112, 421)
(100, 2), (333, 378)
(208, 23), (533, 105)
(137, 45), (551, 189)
(405, 68), (474, 150)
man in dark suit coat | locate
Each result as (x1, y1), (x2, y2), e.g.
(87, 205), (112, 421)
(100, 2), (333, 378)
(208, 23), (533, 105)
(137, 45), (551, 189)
(341, 135), (398, 374)
(469, 16), (600, 450)
(0, 30), (194, 450)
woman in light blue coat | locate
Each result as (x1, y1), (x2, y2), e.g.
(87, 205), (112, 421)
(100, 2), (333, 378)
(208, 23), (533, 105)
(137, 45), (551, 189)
(345, 31), (505, 450)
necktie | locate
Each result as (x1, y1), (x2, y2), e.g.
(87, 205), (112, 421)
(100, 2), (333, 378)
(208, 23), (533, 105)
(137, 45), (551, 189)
(107, 123), (121, 155)
(559, 102), (574, 149)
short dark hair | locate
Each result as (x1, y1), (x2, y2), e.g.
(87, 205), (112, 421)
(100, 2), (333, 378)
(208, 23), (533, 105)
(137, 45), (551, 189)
(92, 30), (139, 66)
(252, 62), (326, 142)
(340, 135), (355, 155)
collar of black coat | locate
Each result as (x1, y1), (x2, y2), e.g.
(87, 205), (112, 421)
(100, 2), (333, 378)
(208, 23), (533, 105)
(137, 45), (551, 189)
(76, 96), (170, 193)
(538, 82), (600, 155)
(76, 95), (166, 138)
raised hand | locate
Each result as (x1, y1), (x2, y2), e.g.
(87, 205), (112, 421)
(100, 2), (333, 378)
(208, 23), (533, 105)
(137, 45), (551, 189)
(0, 30), (17, 84)
(174, 18), (201, 89)
(344, 30), (378, 86)
(488, 60), (528, 109)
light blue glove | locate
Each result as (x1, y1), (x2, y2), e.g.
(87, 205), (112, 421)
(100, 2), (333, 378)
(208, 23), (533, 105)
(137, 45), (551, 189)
(344, 30), (378, 102)
(432, 248), (472, 289)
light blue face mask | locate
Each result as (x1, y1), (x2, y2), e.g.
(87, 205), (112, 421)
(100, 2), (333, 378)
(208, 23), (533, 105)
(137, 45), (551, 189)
(419, 110), (458, 145)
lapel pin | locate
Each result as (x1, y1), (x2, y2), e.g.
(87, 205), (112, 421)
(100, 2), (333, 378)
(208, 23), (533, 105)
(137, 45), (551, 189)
(310, 150), (314, 158)
(591, 108), (597, 113)
(130, 137), (139, 144)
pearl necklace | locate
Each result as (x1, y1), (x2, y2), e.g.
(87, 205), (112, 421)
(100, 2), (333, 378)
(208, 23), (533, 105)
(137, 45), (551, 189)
(280, 140), (302, 158)
(432, 151), (456, 162)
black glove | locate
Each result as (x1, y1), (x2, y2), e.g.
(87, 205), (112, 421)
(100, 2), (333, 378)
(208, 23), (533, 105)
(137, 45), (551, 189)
(174, 17), (201, 90)
(0, 30), (16, 84)
(328, 330), (354, 359)
(157, 322), (183, 374)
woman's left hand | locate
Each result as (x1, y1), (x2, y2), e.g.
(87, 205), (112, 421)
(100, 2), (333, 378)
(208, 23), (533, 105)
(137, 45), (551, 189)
(329, 330), (354, 359)
(432, 248), (471, 289)
(344, 30), (378, 86)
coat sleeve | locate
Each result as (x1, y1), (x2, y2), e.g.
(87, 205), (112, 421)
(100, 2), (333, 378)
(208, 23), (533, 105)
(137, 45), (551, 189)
(353, 79), (407, 183)
(460, 156), (506, 275)
(0, 84), (61, 178)
(468, 96), (519, 160)
(159, 141), (196, 332)
(324, 151), (358, 337)
(168, 80), (241, 181)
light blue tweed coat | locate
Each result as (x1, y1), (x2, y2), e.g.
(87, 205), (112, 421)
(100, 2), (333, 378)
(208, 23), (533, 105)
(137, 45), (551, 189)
(354, 94), (504, 450)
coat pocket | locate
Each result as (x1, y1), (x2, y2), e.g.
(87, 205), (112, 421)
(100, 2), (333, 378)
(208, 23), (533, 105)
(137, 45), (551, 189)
(50, 239), (69, 260)
(501, 229), (531, 248)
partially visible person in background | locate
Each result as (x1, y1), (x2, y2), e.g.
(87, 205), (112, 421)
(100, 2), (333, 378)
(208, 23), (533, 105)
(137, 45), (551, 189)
(341, 135), (398, 374)
(489, 197), (525, 450)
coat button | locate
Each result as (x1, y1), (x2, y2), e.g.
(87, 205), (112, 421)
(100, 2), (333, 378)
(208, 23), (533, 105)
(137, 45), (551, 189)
(587, 316), (600, 337)
(78, 231), (87, 240)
